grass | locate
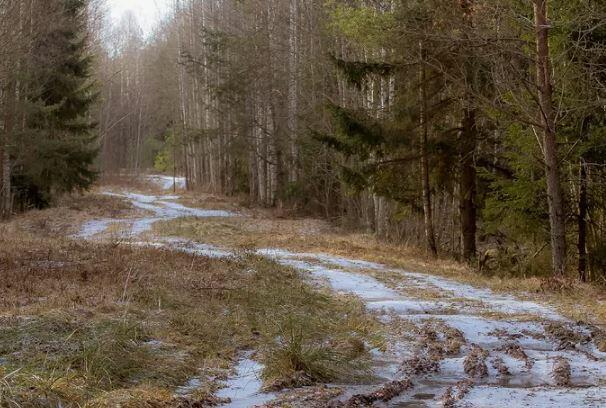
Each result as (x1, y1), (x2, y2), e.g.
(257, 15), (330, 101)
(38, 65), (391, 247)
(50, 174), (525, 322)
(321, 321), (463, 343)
(153, 216), (606, 327)
(6, 178), (604, 404)
(97, 173), (161, 193)
(5, 192), (136, 238)
(0, 224), (377, 407)
(260, 297), (374, 389)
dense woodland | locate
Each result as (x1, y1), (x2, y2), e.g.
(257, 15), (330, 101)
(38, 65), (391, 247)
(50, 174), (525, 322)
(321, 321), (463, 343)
(2, 0), (606, 282)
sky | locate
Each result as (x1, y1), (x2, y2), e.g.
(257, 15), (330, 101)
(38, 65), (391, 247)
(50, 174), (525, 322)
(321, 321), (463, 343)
(107, 0), (171, 36)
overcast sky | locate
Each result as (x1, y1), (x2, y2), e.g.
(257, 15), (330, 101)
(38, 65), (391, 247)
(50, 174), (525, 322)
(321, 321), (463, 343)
(107, 0), (171, 35)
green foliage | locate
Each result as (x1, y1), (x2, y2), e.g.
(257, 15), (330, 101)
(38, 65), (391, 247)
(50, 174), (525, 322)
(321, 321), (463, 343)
(482, 124), (548, 241)
(315, 104), (397, 198)
(321, 104), (386, 159)
(13, 0), (98, 208)
(329, 55), (394, 90)
(328, 2), (396, 48)
(153, 131), (177, 173)
(154, 150), (173, 174)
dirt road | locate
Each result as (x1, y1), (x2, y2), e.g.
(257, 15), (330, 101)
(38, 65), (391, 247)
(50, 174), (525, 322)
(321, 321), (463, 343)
(77, 178), (606, 407)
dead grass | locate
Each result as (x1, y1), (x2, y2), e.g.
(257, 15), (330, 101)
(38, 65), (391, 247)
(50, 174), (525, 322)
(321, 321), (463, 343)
(3, 192), (136, 238)
(153, 215), (606, 327)
(0, 228), (377, 406)
(97, 173), (160, 193)
(173, 193), (243, 213)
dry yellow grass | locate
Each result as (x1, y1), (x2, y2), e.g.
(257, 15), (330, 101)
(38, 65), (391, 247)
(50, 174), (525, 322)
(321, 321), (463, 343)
(173, 192), (244, 212)
(154, 215), (606, 327)
(0, 222), (376, 406)
(4, 192), (136, 237)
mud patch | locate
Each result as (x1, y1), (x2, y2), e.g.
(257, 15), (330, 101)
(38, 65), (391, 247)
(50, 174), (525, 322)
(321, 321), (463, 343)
(463, 344), (488, 378)
(331, 378), (413, 407)
(441, 379), (473, 408)
(552, 357), (571, 386)
(498, 342), (533, 369)
(490, 356), (511, 377)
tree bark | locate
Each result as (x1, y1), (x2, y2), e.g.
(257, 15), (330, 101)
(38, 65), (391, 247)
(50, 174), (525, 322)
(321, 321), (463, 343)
(578, 158), (588, 282)
(459, 109), (477, 262)
(0, 145), (11, 219)
(533, 0), (567, 277)
(419, 42), (438, 256)
(1, 80), (16, 219)
(287, 0), (299, 183)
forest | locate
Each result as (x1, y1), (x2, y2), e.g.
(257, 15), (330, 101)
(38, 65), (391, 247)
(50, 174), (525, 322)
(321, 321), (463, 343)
(4, 0), (606, 282)
(98, 0), (606, 283)
(1, 0), (606, 407)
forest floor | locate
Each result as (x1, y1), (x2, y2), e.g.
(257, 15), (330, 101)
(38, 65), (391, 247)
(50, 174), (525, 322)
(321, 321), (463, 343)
(1, 175), (606, 407)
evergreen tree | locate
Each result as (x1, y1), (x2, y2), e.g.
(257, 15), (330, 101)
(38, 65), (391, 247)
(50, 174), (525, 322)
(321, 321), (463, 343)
(13, 0), (98, 208)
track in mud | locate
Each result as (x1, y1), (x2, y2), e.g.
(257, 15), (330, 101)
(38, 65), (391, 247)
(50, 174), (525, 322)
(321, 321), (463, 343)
(76, 179), (606, 407)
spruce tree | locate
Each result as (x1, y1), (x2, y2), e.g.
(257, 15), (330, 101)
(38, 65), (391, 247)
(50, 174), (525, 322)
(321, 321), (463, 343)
(14, 0), (98, 208)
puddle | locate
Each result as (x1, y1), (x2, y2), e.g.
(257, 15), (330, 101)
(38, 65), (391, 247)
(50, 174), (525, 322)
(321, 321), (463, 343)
(412, 392), (435, 400)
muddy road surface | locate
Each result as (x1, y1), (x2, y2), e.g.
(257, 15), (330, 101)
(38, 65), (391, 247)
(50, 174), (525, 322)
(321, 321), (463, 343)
(76, 178), (606, 407)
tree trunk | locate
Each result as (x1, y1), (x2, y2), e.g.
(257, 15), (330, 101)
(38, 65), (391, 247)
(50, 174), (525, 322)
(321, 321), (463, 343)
(459, 109), (477, 262)
(1, 80), (16, 219)
(578, 158), (588, 282)
(534, 0), (567, 277)
(134, 100), (143, 174)
(268, 108), (281, 207)
(418, 42), (438, 256)
(0, 146), (11, 219)
(287, 0), (299, 183)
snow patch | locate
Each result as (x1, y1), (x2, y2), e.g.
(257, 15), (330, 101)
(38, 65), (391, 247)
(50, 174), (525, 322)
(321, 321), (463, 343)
(77, 219), (116, 238)
(147, 175), (187, 190)
(260, 247), (561, 320)
(77, 190), (237, 236)
(461, 385), (606, 407)
(216, 354), (275, 407)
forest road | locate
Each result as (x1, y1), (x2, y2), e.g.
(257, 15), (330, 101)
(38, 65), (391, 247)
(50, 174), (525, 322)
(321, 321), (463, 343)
(76, 178), (606, 408)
